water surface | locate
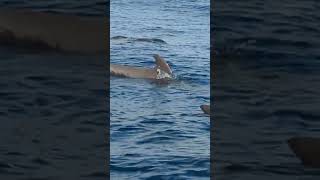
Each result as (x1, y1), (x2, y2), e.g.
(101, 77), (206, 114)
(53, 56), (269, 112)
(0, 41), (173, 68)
(0, 1), (107, 179)
(111, 0), (210, 179)
(213, 1), (320, 179)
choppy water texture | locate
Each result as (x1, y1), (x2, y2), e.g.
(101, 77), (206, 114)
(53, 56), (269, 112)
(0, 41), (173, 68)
(0, 1), (107, 180)
(111, 0), (210, 179)
(0, 0), (106, 16)
(213, 0), (320, 179)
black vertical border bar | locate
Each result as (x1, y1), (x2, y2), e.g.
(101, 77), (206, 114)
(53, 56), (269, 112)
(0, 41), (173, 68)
(210, 0), (215, 179)
(106, 0), (110, 179)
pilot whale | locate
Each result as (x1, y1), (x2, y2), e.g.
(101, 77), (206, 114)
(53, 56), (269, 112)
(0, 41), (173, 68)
(288, 137), (320, 168)
(0, 8), (107, 53)
(110, 54), (173, 80)
(200, 105), (210, 115)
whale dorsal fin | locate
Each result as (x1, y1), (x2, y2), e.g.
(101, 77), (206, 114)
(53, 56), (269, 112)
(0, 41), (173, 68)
(153, 54), (172, 75)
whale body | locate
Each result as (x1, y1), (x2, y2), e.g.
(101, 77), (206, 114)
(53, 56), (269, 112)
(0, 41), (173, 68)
(200, 105), (210, 115)
(0, 8), (107, 54)
(288, 137), (320, 168)
(110, 54), (173, 80)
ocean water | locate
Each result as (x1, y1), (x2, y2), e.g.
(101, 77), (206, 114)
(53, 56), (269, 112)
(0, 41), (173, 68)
(213, 0), (320, 179)
(0, 0), (107, 16)
(110, 0), (210, 179)
(0, 1), (107, 180)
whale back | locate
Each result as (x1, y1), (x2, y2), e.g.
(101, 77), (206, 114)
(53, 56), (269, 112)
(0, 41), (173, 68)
(0, 8), (107, 54)
(200, 105), (210, 115)
(153, 54), (172, 75)
(288, 137), (320, 167)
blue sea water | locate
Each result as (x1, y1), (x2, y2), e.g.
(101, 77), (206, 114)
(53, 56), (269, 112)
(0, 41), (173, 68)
(213, 0), (320, 179)
(110, 0), (210, 179)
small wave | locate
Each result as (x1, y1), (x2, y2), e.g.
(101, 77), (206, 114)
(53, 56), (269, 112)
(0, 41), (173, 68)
(111, 36), (167, 44)
(0, 30), (62, 52)
(81, 171), (106, 178)
(272, 109), (320, 122)
(214, 39), (257, 58)
(32, 158), (51, 166)
(110, 164), (155, 172)
(224, 163), (254, 172)
(0, 162), (13, 169)
(136, 136), (172, 144)
(110, 35), (128, 40)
